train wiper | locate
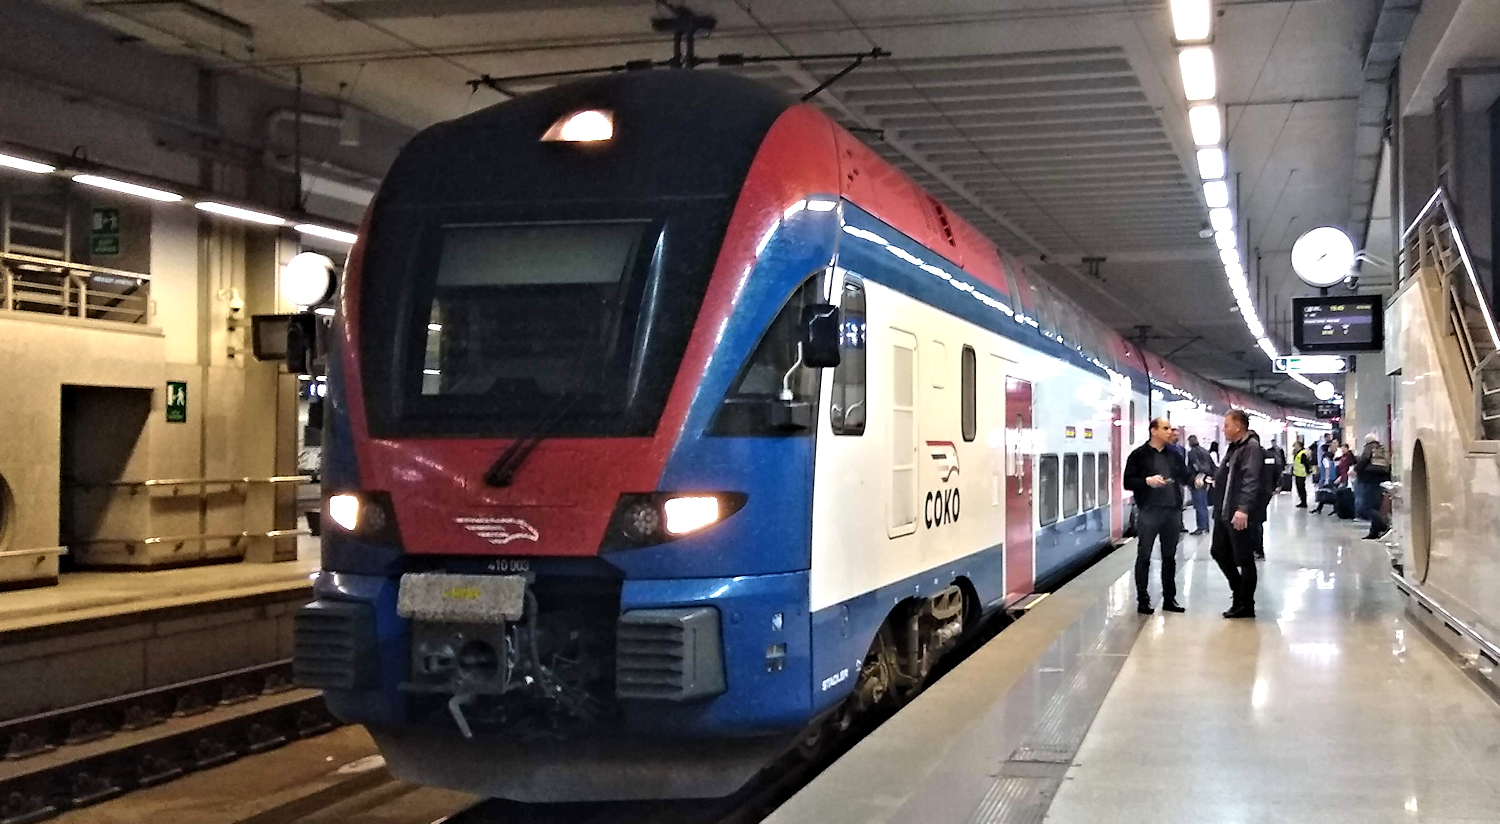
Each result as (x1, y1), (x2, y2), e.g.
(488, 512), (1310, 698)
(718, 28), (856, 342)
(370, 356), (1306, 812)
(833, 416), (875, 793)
(483, 392), (580, 487)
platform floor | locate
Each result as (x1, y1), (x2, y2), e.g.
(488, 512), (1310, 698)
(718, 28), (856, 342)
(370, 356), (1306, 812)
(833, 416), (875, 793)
(0, 535), (317, 633)
(1045, 498), (1500, 824)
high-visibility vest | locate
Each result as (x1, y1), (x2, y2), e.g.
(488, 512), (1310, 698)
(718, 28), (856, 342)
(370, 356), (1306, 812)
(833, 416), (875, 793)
(1292, 448), (1310, 477)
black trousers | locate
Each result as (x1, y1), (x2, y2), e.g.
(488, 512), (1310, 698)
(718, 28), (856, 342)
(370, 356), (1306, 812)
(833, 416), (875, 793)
(1135, 506), (1180, 605)
(1294, 474), (1307, 506)
(1211, 516), (1258, 608)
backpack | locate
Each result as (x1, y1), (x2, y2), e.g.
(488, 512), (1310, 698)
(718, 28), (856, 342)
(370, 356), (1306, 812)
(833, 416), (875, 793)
(1368, 442), (1390, 472)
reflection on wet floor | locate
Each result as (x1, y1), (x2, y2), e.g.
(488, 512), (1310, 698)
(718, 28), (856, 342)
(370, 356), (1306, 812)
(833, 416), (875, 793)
(1044, 496), (1500, 824)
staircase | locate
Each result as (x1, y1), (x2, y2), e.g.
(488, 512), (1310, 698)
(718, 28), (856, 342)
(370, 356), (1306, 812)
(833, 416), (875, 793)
(1403, 190), (1500, 441)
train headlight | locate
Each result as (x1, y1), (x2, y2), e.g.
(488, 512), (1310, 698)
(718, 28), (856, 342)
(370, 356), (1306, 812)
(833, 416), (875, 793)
(604, 492), (747, 549)
(325, 491), (398, 542)
(621, 500), (663, 543)
(663, 496), (720, 535)
(329, 494), (360, 531)
(542, 109), (613, 143)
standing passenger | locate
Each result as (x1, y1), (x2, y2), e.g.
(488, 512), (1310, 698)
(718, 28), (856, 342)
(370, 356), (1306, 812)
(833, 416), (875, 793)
(1209, 409), (1263, 618)
(1186, 435), (1216, 535)
(1291, 440), (1312, 508)
(1170, 426), (1189, 533)
(1123, 418), (1201, 615)
(1355, 433), (1393, 540)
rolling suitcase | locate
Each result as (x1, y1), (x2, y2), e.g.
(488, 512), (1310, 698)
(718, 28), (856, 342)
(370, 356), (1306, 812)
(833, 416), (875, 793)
(1335, 486), (1356, 520)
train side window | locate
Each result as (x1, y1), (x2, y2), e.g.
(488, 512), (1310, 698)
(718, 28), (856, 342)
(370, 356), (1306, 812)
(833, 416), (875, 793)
(1099, 452), (1111, 504)
(710, 278), (820, 436)
(1081, 453), (1097, 510)
(1129, 401), (1137, 444)
(830, 276), (867, 436)
(960, 345), (976, 442)
(1038, 454), (1059, 526)
(1063, 453), (1080, 518)
(889, 329), (919, 536)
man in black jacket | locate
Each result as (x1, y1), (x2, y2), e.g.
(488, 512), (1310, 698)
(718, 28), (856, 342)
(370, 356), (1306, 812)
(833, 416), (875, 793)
(1209, 409), (1264, 618)
(1186, 435), (1217, 534)
(1123, 417), (1202, 615)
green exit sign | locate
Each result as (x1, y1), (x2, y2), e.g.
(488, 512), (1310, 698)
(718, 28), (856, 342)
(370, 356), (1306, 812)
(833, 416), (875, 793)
(166, 381), (187, 423)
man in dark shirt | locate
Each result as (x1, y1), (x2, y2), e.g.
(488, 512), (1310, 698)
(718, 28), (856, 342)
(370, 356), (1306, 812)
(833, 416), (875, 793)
(1123, 417), (1202, 615)
(1186, 435), (1217, 534)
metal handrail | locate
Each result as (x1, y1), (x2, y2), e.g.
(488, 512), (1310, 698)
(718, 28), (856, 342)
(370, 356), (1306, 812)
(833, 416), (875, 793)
(1473, 350), (1500, 441)
(86, 475), (314, 489)
(1, 251), (155, 281)
(1, 251), (152, 325)
(74, 528), (312, 548)
(1392, 570), (1500, 666)
(1402, 188), (1500, 355)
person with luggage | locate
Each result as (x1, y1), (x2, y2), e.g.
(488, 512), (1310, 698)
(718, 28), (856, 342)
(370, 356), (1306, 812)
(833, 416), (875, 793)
(1207, 409), (1263, 618)
(1186, 435), (1217, 535)
(1291, 440), (1314, 508)
(1123, 417), (1204, 615)
(1355, 433), (1393, 540)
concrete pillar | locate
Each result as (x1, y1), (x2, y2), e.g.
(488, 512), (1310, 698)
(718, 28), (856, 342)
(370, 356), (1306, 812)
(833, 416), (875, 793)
(1345, 356), (1394, 448)
(1398, 114), (1437, 234)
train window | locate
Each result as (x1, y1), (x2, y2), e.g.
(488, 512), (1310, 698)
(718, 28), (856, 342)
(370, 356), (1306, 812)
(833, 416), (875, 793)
(1063, 453), (1080, 518)
(1099, 452), (1111, 504)
(830, 275), (867, 436)
(1081, 453), (1097, 510)
(1038, 454), (1059, 526)
(890, 330), (919, 536)
(710, 278), (821, 436)
(960, 345), (976, 442)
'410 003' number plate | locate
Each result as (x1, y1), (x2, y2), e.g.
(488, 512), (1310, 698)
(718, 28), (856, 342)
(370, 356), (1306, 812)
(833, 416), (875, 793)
(396, 573), (525, 623)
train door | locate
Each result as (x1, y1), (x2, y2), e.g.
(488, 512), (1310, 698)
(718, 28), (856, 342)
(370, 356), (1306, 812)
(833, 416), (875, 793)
(1004, 377), (1034, 603)
(1110, 404), (1124, 540)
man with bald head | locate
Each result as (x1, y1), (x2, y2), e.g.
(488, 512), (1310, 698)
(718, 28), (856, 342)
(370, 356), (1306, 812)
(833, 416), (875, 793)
(1123, 417), (1204, 614)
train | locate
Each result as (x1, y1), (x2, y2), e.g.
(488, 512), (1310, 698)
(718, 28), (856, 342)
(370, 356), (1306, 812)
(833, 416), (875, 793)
(292, 70), (1326, 802)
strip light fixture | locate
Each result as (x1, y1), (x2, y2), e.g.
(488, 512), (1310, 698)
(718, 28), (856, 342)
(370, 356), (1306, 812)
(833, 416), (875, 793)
(0, 153), (56, 174)
(295, 223), (359, 245)
(73, 174), (183, 203)
(196, 202), (286, 226)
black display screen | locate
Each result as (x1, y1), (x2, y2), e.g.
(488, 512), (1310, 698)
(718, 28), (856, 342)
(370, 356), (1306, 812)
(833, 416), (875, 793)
(1292, 296), (1384, 353)
(1315, 402), (1342, 420)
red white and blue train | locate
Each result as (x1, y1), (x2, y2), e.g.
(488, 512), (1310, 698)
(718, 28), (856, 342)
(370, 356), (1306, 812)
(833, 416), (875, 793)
(294, 71), (1322, 802)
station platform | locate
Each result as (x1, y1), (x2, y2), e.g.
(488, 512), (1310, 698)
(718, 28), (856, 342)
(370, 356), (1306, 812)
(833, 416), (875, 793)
(0, 537), (317, 721)
(773, 498), (1500, 824)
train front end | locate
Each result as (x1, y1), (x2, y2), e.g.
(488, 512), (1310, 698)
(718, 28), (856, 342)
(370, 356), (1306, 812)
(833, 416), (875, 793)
(293, 73), (847, 802)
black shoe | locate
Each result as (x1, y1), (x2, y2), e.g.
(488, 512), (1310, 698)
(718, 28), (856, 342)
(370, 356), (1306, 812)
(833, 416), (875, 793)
(1309, 507), (1323, 514)
(1254, 551), (1265, 560)
(1137, 603), (1154, 615)
(1295, 504), (1308, 508)
(1190, 529), (1207, 535)
(1161, 600), (1186, 613)
(1223, 606), (1255, 619)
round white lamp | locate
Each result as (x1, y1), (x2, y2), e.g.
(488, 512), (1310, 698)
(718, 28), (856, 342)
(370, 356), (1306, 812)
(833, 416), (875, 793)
(1314, 380), (1336, 401)
(1290, 227), (1356, 289)
(282, 252), (335, 307)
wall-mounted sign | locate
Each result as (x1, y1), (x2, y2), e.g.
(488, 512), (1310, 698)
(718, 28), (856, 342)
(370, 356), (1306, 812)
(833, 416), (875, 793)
(1065, 426), (1077, 439)
(166, 380), (188, 423)
(1273, 355), (1348, 375)
(90, 207), (120, 257)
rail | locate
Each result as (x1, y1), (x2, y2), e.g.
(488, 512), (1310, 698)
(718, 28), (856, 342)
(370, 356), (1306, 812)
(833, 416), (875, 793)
(74, 528), (311, 550)
(1401, 188), (1500, 440)
(0, 251), (152, 325)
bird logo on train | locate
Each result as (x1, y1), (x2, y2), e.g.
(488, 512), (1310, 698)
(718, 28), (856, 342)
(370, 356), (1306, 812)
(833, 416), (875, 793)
(925, 440), (961, 529)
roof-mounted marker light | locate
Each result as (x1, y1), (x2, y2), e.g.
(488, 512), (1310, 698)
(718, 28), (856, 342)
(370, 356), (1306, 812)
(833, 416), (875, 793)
(542, 109), (613, 143)
(73, 174), (182, 202)
(196, 202), (286, 226)
(0, 153), (55, 174)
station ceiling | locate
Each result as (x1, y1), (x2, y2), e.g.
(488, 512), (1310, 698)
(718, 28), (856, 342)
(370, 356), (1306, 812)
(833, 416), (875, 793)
(51, 0), (1385, 404)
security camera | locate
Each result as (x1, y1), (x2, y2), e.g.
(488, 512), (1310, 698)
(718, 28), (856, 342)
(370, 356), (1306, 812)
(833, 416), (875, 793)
(228, 296), (245, 316)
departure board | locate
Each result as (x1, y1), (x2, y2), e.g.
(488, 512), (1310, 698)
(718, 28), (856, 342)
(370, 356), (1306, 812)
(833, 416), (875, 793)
(1292, 296), (1384, 353)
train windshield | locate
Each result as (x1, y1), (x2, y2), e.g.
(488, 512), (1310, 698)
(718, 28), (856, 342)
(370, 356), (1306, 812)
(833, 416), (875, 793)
(389, 217), (685, 437)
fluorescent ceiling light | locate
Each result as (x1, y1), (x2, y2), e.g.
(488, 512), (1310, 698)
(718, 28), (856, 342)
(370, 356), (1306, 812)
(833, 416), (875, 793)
(1257, 337), (1277, 358)
(1188, 104), (1222, 145)
(1197, 147), (1226, 180)
(1178, 47), (1217, 101)
(1170, 0), (1213, 41)
(1204, 180), (1229, 208)
(1220, 247), (1239, 266)
(196, 201), (285, 226)
(1209, 207), (1233, 233)
(1247, 317), (1266, 338)
(295, 223), (358, 245)
(73, 174), (182, 202)
(0, 153), (55, 174)
(1215, 230), (1237, 250)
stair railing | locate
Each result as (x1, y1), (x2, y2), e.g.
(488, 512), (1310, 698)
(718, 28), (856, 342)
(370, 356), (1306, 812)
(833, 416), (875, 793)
(1401, 189), (1500, 440)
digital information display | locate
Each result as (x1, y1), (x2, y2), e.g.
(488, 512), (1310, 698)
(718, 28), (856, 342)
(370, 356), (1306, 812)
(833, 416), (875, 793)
(1292, 296), (1384, 353)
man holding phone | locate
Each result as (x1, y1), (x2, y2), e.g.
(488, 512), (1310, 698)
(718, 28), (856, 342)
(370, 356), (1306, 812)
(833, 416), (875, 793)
(1123, 417), (1204, 615)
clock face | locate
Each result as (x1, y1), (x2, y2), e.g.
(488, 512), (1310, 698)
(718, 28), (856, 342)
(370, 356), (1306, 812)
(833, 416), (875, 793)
(1291, 226), (1355, 288)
